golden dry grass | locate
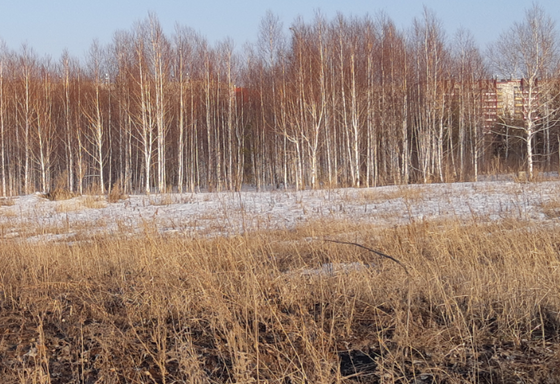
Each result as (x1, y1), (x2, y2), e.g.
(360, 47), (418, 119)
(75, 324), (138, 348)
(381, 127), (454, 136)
(147, 193), (196, 206)
(0, 197), (15, 206)
(337, 185), (425, 207)
(107, 180), (128, 203)
(82, 195), (108, 209)
(1, 213), (560, 383)
(0, 207), (17, 218)
(539, 193), (560, 219)
(54, 196), (107, 213)
(148, 193), (177, 206)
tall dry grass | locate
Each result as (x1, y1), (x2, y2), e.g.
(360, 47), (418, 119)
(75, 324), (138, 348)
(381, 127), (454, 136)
(0, 216), (559, 383)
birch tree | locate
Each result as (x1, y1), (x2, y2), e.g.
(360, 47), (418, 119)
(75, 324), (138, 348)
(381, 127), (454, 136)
(133, 24), (155, 194)
(452, 29), (488, 180)
(83, 41), (108, 193)
(490, 4), (560, 178)
(17, 45), (39, 194)
(0, 42), (8, 196)
(411, 8), (449, 182)
(147, 14), (171, 192)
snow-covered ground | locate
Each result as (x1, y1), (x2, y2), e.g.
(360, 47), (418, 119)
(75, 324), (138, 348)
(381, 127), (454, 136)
(1, 179), (560, 243)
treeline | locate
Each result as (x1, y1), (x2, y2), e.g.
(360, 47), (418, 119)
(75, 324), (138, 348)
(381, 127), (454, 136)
(0, 7), (559, 196)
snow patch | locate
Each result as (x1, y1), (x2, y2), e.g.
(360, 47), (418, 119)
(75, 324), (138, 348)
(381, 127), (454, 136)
(1, 179), (559, 243)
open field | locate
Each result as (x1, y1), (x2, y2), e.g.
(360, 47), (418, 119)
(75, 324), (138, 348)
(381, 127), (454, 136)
(2, 179), (560, 243)
(1, 180), (560, 383)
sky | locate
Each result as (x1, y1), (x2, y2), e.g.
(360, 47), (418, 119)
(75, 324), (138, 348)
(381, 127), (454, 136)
(0, 0), (558, 60)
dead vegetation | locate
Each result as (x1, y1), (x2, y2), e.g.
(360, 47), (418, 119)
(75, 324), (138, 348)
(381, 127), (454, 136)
(1, 213), (560, 383)
(107, 180), (128, 204)
(0, 197), (15, 206)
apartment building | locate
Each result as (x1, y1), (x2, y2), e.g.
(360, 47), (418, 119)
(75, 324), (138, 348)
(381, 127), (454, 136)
(481, 78), (540, 132)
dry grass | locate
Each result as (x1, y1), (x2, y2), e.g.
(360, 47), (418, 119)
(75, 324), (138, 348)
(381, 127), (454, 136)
(338, 185), (425, 206)
(54, 196), (108, 213)
(0, 197), (15, 206)
(83, 195), (108, 209)
(107, 180), (128, 203)
(148, 193), (192, 206)
(146, 193), (174, 206)
(146, 193), (198, 207)
(539, 194), (560, 219)
(44, 173), (79, 201)
(0, 207), (17, 218)
(54, 199), (84, 213)
(42, 188), (77, 201)
(1, 214), (560, 383)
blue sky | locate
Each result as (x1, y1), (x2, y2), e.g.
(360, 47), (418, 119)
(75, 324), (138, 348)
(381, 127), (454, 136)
(0, 0), (558, 59)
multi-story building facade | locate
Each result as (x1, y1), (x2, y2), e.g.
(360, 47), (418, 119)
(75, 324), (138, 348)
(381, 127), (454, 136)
(481, 78), (540, 132)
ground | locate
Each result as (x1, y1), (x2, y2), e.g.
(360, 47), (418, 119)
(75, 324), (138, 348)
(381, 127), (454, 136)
(1, 178), (560, 383)
(1, 178), (560, 243)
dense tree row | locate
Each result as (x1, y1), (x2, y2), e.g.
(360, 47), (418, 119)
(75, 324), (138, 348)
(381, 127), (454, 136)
(0, 6), (558, 196)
